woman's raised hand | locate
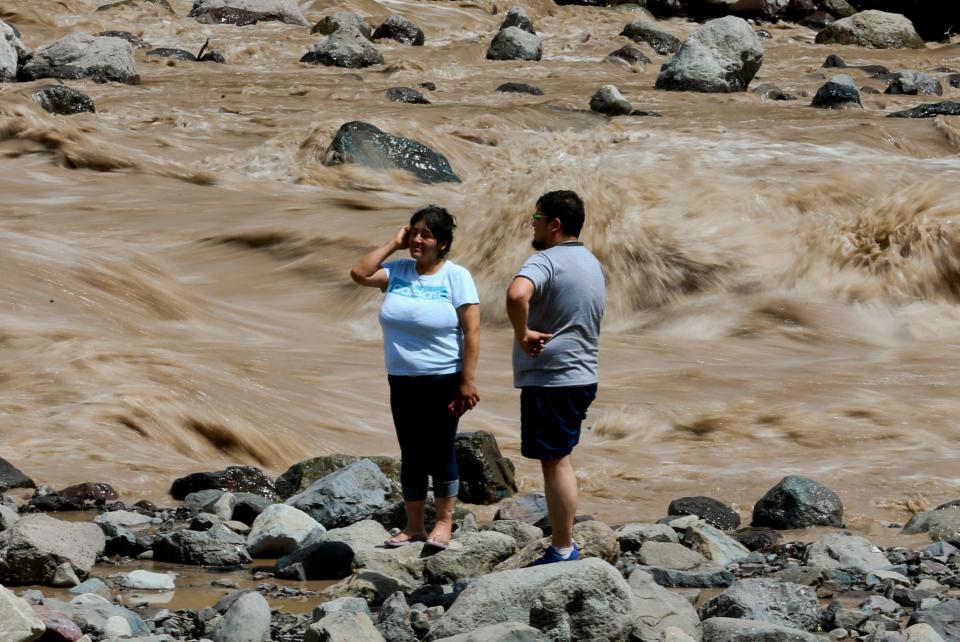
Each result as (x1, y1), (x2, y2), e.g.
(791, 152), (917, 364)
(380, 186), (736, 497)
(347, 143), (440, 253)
(393, 225), (411, 250)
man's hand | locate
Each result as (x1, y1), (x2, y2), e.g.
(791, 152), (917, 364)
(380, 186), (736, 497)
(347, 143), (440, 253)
(518, 329), (552, 357)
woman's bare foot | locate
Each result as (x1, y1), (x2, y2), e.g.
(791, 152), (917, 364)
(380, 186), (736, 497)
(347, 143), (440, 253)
(426, 521), (453, 548)
(386, 530), (427, 546)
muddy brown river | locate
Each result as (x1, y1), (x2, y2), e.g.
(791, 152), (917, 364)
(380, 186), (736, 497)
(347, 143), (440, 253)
(2, 0), (960, 550)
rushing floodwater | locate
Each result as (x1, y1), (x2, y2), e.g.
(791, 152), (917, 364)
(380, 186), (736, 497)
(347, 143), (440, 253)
(2, 0), (960, 544)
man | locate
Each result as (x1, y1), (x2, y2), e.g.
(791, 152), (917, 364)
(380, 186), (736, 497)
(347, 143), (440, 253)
(505, 190), (605, 565)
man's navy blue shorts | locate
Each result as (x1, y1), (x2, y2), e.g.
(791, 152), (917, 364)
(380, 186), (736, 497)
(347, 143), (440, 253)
(520, 384), (598, 461)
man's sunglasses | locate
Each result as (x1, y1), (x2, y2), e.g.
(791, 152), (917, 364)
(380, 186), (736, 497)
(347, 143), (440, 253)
(531, 212), (554, 221)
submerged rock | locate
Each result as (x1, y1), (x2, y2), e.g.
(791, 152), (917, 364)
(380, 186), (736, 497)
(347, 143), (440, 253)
(322, 121), (461, 184)
(32, 85), (97, 114)
(814, 10), (926, 49)
(373, 15), (424, 46)
(145, 47), (197, 61)
(189, 0), (308, 26)
(301, 29), (384, 69)
(96, 0), (174, 12)
(620, 20), (681, 55)
(605, 45), (651, 67)
(486, 26), (542, 62)
(386, 87), (431, 104)
(590, 84), (633, 116)
(655, 16), (763, 92)
(20, 33), (139, 84)
(93, 31), (152, 48)
(751, 475), (844, 528)
(884, 70), (943, 96)
(496, 82), (544, 95)
(811, 74), (862, 109)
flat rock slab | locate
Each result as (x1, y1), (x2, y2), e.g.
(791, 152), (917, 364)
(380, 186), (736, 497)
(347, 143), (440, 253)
(699, 578), (820, 632)
(702, 617), (823, 641)
(189, 0), (308, 25)
(0, 514), (105, 585)
(806, 532), (890, 574)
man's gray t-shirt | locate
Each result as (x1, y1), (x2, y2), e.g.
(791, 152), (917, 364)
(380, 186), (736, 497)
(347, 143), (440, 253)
(513, 241), (605, 388)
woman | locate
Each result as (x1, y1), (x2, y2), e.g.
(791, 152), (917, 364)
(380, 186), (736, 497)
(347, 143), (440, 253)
(350, 205), (480, 548)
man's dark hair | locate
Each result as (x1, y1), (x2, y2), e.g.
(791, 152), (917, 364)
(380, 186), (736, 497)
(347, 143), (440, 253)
(410, 205), (457, 257)
(536, 190), (585, 237)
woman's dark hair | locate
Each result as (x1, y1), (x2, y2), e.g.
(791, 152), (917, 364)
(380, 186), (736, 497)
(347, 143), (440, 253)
(410, 205), (457, 258)
(536, 190), (585, 238)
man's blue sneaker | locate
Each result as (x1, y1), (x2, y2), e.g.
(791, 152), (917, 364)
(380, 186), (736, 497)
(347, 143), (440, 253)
(527, 542), (580, 567)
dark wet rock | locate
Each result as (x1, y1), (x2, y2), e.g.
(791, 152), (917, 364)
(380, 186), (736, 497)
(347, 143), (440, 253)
(620, 20), (681, 55)
(0, 514), (105, 585)
(28, 493), (85, 512)
(799, 11), (835, 29)
(311, 11), (372, 39)
(908, 599), (960, 640)
(98, 520), (145, 557)
(145, 47), (197, 61)
(169, 465), (276, 501)
(60, 482), (118, 502)
(702, 617), (823, 641)
(810, 74), (863, 108)
(189, 0), (308, 26)
(861, 64), (891, 76)
(21, 33), (140, 84)
(755, 29), (773, 38)
(0, 458), (35, 492)
(635, 565), (735, 588)
(730, 526), (782, 551)
(935, 499), (960, 510)
(93, 31), (152, 48)
(668, 496), (741, 530)
(199, 50), (226, 63)
(861, 85), (881, 94)
(700, 578), (821, 631)
(656, 16), (763, 93)
(815, 10), (926, 49)
(455, 432), (517, 505)
(373, 15), (424, 46)
(823, 53), (846, 68)
(752, 475), (844, 528)
(1, 20), (30, 83)
(427, 558), (636, 641)
(590, 84), (633, 116)
(496, 81), (544, 95)
(231, 492), (272, 525)
(822, 0), (857, 18)
(419, 82), (436, 90)
(486, 26), (542, 62)
(276, 540), (355, 580)
(96, 0), (174, 12)
(153, 526), (251, 566)
(276, 454), (401, 501)
(285, 458), (392, 528)
(605, 45), (651, 66)
(945, 74), (960, 88)
(884, 70), (943, 95)
(495, 492), (547, 524)
(500, 7), (536, 35)
(322, 120), (461, 184)
(301, 29), (384, 69)
(728, 0), (792, 22)
(386, 87), (431, 104)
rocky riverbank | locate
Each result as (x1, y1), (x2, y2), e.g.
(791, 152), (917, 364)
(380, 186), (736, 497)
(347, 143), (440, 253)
(1, 436), (959, 642)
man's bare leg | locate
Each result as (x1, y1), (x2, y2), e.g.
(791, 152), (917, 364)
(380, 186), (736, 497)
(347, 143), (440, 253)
(427, 494), (457, 546)
(542, 455), (577, 549)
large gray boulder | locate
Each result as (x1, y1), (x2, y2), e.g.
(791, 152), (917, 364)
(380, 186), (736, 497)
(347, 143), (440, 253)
(424, 531), (517, 584)
(0, 514), (105, 585)
(322, 121), (461, 184)
(699, 578), (820, 631)
(815, 10), (925, 48)
(486, 27), (542, 62)
(19, 33), (139, 84)
(1, 21), (31, 83)
(153, 527), (251, 566)
(805, 532), (890, 574)
(655, 16), (762, 92)
(426, 558), (636, 641)
(285, 458), (393, 528)
(629, 569), (702, 641)
(211, 591), (271, 642)
(0, 585), (44, 642)
(685, 522), (750, 566)
(702, 617), (823, 641)
(884, 70), (943, 96)
(189, 0), (308, 25)
(276, 455), (401, 501)
(246, 503), (323, 558)
(751, 476), (843, 529)
(301, 29), (384, 69)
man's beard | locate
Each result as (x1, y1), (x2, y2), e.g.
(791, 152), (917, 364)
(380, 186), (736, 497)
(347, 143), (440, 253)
(531, 239), (545, 250)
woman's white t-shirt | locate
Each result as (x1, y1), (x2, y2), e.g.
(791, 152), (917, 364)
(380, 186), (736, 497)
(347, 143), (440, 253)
(379, 259), (479, 376)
